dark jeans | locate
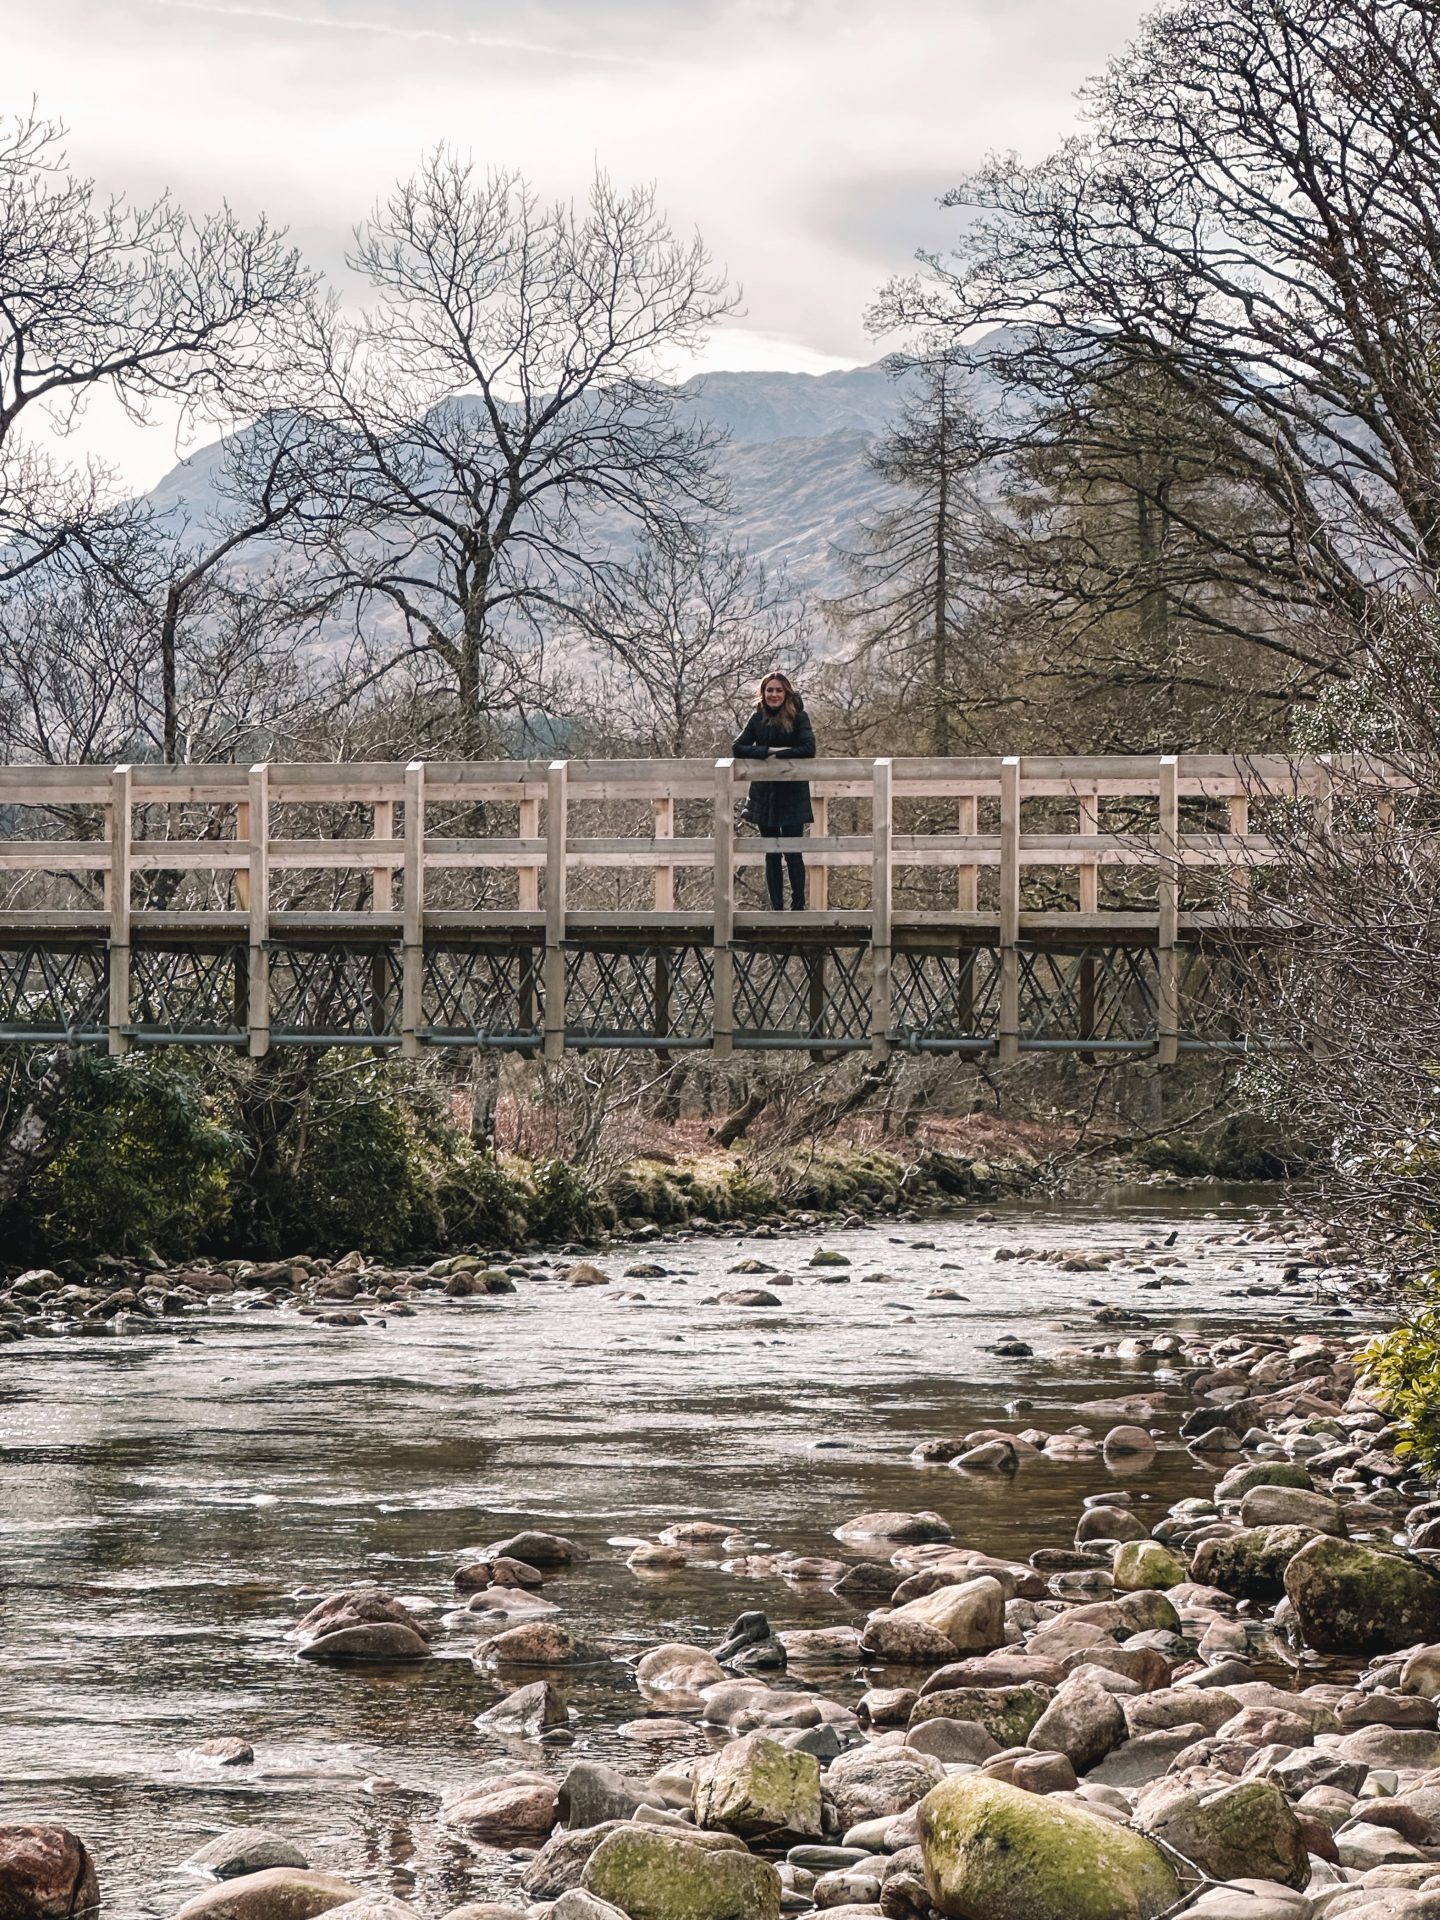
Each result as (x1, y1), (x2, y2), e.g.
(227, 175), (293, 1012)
(765, 825), (807, 910)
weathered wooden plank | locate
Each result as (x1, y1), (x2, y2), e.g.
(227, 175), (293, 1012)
(713, 759), (735, 1057)
(108, 765), (132, 1056)
(401, 761), (425, 1058)
(247, 764), (270, 1059)
(871, 758), (892, 1059)
(543, 761), (568, 1061)
(1158, 756), (1179, 1066)
(998, 758), (1020, 1063)
(653, 794), (674, 911)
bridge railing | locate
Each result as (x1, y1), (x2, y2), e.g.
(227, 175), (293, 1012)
(0, 752), (1404, 1060)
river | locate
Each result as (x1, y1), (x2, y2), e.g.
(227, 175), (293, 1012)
(0, 1186), (1370, 1916)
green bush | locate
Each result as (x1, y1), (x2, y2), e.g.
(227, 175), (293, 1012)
(525, 1158), (614, 1243)
(435, 1150), (531, 1247)
(19, 1052), (238, 1258)
(1361, 1290), (1440, 1475)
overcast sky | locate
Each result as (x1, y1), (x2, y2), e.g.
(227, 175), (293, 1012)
(13, 0), (1150, 489)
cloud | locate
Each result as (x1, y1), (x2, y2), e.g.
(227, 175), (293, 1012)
(6, 0), (1150, 484)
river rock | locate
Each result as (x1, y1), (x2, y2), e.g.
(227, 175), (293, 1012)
(1103, 1426), (1158, 1462)
(474, 1680), (567, 1737)
(633, 1643), (725, 1689)
(291, 1590), (424, 1645)
(884, 1576), (1006, 1653)
(1191, 1527), (1318, 1603)
(173, 1872), (365, 1920)
(442, 1774), (560, 1842)
(1112, 1541), (1187, 1591)
(482, 1530), (581, 1568)
(1076, 1505), (1151, 1545)
(558, 1764), (662, 1829)
(823, 1747), (945, 1827)
(906, 1718), (1002, 1764)
(521, 1825), (628, 1899)
(473, 1623), (601, 1668)
(182, 1833), (310, 1880)
(919, 1654), (1065, 1693)
(1026, 1671), (1127, 1772)
(1239, 1485), (1347, 1535)
(834, 1512), (953, 1547)
(1285, 1538), (1440, 1653)
(0, 1826), (99, 1920)
(692, 1732), (822, 1839)
(909, 1686), (1052, 1746)
(858, 1616), (958, 1662)
(297, 1623), (429, 1663)
(627, 1545), (687, 1571)
(581, 1829), (780, 1920)
(1182, 1883), (1311, 1920)
(549, 1896), (627, 1920)
(917, 1773), (1180, 1920)
(1136, 1776), (1309, 1890)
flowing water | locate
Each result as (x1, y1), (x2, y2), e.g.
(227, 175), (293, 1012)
(0, 1187), (1373, 1916)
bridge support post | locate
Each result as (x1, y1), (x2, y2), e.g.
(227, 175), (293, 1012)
(543, 760), (568, 1060)
(246, 762), (270, 1058)
(402, 760), (425, 1057)
(998, 756), (1020, 1062)
(107, 764), (132, 1056)
(713, 758), (734, 1057)
(870, 758), (892, 1059)
(1158, 755), (1179, 1065)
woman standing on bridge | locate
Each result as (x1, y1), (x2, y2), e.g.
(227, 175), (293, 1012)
(733, 672), (816, 911)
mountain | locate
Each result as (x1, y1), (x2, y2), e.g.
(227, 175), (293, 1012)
(139, 361), (926, 605)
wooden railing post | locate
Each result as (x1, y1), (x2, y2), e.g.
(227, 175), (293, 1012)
(652, 793), (675, 911)
(871, 758), (892, 1059)
(518, 791), (540, 911)
(810, 793), (829, 911)
(372, 798), (394, 911)
(713, 758), (735, 1057)
(246, 762), (270, 1058)
(957, 793), (977, 912)
(1158, 754), (1179, 1066)
(401, 760), (425, 1058)
(107, 764), (132, 1055)
(1228, 793), (1251, 911)
(998, 757), (1020, 1062)
(543, 760), (568, 1060)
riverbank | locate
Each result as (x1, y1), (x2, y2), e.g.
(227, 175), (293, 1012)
(5, 1194), (1430, 1920)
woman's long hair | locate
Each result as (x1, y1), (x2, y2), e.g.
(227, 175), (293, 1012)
(756, 671), (801, 727)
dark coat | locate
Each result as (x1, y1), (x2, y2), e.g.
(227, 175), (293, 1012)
(733, 702), (816, 831)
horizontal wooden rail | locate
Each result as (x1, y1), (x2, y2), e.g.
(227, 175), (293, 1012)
(0, 751), (1397, 1057)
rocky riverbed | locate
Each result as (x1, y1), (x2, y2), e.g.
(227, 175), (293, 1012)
(4, 1191), (1431, 1920)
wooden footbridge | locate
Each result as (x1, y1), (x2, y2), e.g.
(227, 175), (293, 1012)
(0, 753), (1353, 1061)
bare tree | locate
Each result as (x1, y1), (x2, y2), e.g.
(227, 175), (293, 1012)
(875, 0), (1440, 671)
(0, 105), (317, 577)
(303, 152), (737, 731)
(583, 528), (808, 754)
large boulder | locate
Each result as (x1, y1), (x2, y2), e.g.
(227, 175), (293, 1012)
(557, 1764), (661, 1830)
(835, 1511), (953, 1547)
(290, 1590), (426, 1650)
(1112, 1542), (1186, 1592)
(173, 1873), (365, 1920)
(823, 1747), (946, 1828)
(521, 1826), (627, 1900)
(1135, 1776), (1309, 1890)
(581, 1829), (780, 1920)
(441, 1773), (559, 1843)
(885, 1577), (1006, 1654)
(1284, 1537), (1440, 1654)
(0, 1827), (99, 1920)
(1238, 1486), (1345, 1535)
(1025, 1672), (1127, 1773)
(910, 1686), (1052, 1747)
(691, 1732), (822, 1840)
(917, 1774), (1180, 1920)
(1190, 1527), (1317, 1604)
(473, 1623), (602, 1668)
(635, 1645), (725, 1693)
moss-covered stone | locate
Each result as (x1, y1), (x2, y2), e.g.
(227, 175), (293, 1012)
(1189, 1525), (1316, 1603)
(1111, 1541), (1186, 1592)
(1284, 1536), (1440, 1654)
(1136, 1777), (1308, 1889)
(917, 1774), (1180, 1920)
(908, 1685), (1051, 1746)
(691, 1732), (822, 1839)
(581, 1829), (779, 1920)
(1212, 1460), (1315, 1503)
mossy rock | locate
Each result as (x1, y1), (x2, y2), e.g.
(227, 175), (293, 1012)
(1285, 1535), (1440, 1654)
(581, 1828), (779, 1920)
(1189, 1525), (1316, 1603)
(918, 1773), (1180, 1920)
(909, 1685), (1052, 1747)
(808, 1249), (851, 1268)
(691, 1731), (822, 1839)
(1112, 1541), (1186, 1592)
(1137, 1776), (1308, 1889)
(1213, 1461), (1315, 1502)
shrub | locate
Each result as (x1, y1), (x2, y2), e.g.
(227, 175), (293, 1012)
(526, 1158), (614, 1243)
(1362, 1292), (1440, 1476)
(434, 1150), (530, 1247)
(18, 1052), (238, 1258)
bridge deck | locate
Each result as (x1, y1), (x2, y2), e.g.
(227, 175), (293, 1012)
(0, 752), (1381, 1058)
